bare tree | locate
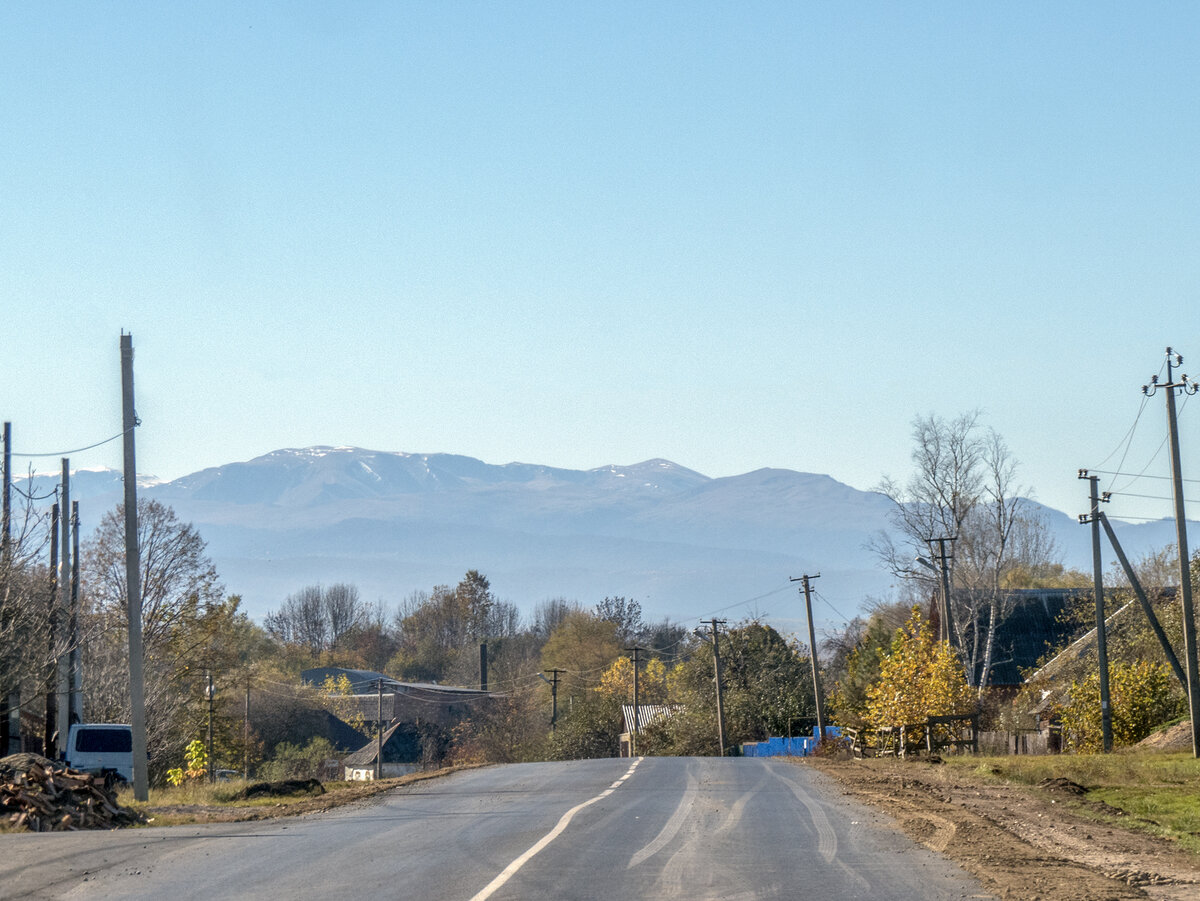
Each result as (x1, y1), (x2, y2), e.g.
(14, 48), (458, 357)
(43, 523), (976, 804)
(84, 499), (222, 649)
(532, 598), (578, 640)
(264, 583), (366, 656)
(873, 412), (1062, 688)
(81, 499), (230, 773)
(323, 583), (362, 650)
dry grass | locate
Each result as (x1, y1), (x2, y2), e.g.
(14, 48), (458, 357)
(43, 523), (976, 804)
(946, 749), (1200, 852)
(112, 765), (480, 826)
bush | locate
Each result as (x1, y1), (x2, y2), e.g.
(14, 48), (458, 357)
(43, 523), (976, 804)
(865, 608), (975, 731)
(1058, 661), (1184, 753)
(257, 736), (338, 781)
(547, 695), (622, 760)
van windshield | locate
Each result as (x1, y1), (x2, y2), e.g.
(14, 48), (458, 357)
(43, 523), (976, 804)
(77, 728), (132, 753)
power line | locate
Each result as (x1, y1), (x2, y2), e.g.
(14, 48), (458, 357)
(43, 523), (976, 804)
(1107, 490), (1200, 504)
(1094, 392), (1150, 472)
(1088, 470), (1200, 485)
(12, 426), (134, 458)
(698, 582), (794, 621)
(812, 588), (853, 623)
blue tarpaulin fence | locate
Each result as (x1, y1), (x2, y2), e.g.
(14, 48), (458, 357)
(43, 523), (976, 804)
(741, 726), (841, 758)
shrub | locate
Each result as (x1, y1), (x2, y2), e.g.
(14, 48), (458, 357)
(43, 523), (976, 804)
(1058, 661), (1184, 753)
(257, 736), (338, 781)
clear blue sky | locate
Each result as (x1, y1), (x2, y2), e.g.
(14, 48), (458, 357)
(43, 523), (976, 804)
(4, 2), (1199, 524)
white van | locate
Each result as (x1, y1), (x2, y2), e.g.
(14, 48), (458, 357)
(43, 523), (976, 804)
(64, 724), (134, 782)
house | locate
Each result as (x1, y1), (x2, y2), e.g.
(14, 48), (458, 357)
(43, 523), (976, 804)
(342, 721), (426, 780)
(301, 667), (495, 729)
(960, 588), (1086, 687)
(619, 704), (681, 757)
(301, 667), (498, 773)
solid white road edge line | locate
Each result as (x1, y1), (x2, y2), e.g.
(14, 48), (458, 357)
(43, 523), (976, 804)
(468, 758), (644, 901)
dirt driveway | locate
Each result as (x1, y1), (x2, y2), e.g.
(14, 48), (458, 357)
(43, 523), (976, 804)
(804, 757), (1200, 901)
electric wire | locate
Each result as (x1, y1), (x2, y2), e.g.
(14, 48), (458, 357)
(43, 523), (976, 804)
(812, 588), (854, 624)
(1088, 470), (1200, 486)
(1106, 490), (1200, 504)
(12, 426), (134, 458)
(1093, 391), (1149, 473)
(697, 582), (795, 621)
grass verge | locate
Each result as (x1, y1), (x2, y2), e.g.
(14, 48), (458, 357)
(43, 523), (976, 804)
(944, 750), (1200, 853)
(113, 765), (475, 826)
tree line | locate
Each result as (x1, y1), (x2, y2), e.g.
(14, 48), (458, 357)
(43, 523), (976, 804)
(3, 407), (1190, 784)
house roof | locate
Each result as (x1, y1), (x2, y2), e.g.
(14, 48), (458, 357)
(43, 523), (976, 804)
(341, 722), (406, 768)
(621, 705), (682, 733)
(965, 589), (1085, 686)
(301, 667), (494, 698)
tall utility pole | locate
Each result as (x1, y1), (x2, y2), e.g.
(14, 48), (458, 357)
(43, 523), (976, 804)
(69, 501), (82, 725)
(790, 574), (827, 743)
(56, 459), (70, 747)
(244, 677), (251, 780)
(1, 421), (9, 561)
(375, 677), (384, 780)
(1144, 348), (1200, 758)
(479, 642), (488, 692)
(926, 537), (958, 648)
(1, 421), (12, 755)
(206, 671), (215, 784)
(45, 504), (59, 759)
(541, 670), (562, 733)
(121, 333), (150, 800)
(1079, 470), (1113, 752)
(626, 647), (643, 755)
(699, 619), (728, 756)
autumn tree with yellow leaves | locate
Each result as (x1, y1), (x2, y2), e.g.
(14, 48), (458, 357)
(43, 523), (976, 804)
(596, 655), (669, 705)
(865, 608), (975, 731)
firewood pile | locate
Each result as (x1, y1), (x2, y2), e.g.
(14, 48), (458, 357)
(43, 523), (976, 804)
(0, 753), (144, 832)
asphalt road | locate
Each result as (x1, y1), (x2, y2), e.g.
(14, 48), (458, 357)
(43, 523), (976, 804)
(1, 757), (995, 900)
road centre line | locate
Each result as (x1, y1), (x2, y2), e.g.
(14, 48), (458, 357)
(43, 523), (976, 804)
(469, 758), (644, 901)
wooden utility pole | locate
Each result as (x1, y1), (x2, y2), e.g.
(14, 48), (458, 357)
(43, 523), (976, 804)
(1, 421), (12, 755)
(542, 670), (562, 733)
(479, 642), (488, 692)
(1, 421), (9, 560)
(56, 459), (70, 746)
(700, 619), (727, 756)
(926, 538), (958, 648)
(69, 501), (82, 725)
(626, 647), (643, 755)
(244, 677), (251, 779)
(1079, 471), (1113, 752)
(1144, 349), (1200, 758)
(121, 333), (150, 800)
(44, 504), (59, 759)
(375, 678), (384, 780)
(206, 671), (215, 783)
(790, 574), (827, 743)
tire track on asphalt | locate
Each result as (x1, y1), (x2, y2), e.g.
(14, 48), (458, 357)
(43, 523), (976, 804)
(469, 757), (643, 901)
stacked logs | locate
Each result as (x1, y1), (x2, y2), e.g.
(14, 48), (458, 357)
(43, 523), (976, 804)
(0, 754), (144, 832)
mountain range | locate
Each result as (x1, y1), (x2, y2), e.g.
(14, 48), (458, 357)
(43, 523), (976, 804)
(18, 446), (1193, 632)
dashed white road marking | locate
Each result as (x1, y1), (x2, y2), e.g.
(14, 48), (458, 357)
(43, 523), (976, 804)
(469, 758), (643, 901)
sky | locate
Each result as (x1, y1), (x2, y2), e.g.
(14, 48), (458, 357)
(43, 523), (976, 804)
(4, 2), (1200, 528)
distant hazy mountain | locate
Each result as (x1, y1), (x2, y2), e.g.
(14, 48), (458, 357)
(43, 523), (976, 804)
(15, 447), (1193, 631)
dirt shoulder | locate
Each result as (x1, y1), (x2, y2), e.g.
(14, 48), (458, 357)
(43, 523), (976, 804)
(804, 756), (1200, 901)
(134, 766), (475, 826)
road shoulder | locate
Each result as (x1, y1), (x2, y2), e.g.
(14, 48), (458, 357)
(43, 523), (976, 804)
(803, 756), (1200, 901)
